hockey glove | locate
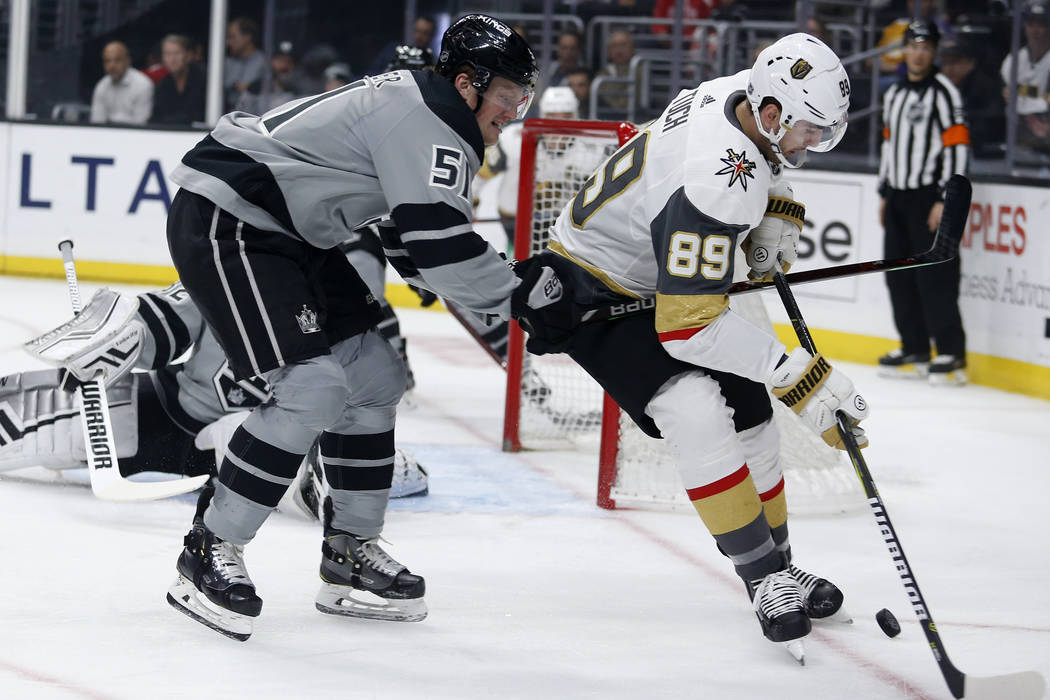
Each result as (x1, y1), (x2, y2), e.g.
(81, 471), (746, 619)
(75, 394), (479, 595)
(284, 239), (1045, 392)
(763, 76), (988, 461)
(510, 256), (576, 355)
(409, 284), (438, 307)
(24, 288), (144, 389)
(770, 348), (869, 450)
(741, 181), (805, 282)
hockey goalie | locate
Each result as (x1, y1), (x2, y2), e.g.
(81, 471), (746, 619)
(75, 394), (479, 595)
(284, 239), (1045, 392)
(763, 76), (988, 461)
(3, 282), (429, 510)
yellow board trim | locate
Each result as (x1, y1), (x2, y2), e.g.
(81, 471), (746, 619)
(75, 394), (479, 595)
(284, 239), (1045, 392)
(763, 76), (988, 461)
(771, 323), (1050, 402)
(3, 255), (1045, 402)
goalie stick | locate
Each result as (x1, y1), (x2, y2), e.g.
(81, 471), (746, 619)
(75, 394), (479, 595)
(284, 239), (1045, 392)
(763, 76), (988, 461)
(770, 178), (1044, 700)
(576, 173), (969, 325)
(57, 240), (208, 501)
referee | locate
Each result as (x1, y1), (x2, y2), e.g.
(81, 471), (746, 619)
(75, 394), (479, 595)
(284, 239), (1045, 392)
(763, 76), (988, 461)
(877, 20), (970, 385)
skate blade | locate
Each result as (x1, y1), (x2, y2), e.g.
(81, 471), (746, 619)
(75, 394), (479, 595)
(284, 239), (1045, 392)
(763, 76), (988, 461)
(315, 582), (427, 622)
(928, 370), (967, 386)
(167, 575), (253, 641)
(783, 639), (805, 665)
(877, 365), (929, 379)
(823, 608), (853, 624)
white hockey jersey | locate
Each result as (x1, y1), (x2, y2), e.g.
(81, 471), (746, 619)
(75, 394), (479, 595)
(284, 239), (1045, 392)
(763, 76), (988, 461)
(548, 70), (787, 382)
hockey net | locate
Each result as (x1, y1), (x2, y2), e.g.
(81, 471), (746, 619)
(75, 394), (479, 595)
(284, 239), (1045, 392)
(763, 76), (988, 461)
(502, 118), (863, 515)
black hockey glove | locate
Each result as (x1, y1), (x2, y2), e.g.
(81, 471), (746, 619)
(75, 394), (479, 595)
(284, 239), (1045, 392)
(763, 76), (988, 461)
(409, 284), (438, 307)
(510, 257), (577, 355)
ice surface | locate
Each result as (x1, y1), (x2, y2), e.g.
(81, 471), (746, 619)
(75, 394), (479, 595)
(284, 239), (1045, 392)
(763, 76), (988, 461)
(0, 276), (1047, 700)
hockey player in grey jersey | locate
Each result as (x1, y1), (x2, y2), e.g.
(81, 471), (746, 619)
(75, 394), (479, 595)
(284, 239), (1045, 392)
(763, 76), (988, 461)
(510, 34), (863, 661)
(163, 14), (538, 640)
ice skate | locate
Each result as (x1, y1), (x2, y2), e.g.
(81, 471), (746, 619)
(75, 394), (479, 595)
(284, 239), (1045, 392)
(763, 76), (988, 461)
(315, 500), (426, 622)
(877, 349), (929, 379)
(389, 448), (429, 498)
(927, 354), (967, 386)
(748, 569), (811, 664)
(789, 564), (851, 623)
(166, 516), (263, 641)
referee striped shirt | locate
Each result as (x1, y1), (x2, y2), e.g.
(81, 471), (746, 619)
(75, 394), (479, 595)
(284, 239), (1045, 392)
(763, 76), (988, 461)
(878, 70), (969, 196)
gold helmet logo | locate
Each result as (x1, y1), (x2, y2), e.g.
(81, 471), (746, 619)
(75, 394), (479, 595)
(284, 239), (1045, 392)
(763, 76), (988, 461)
(790, 59), (813, 79)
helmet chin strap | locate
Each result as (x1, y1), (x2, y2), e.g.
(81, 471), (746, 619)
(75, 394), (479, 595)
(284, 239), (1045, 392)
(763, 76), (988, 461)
(751, 104), (805, 169)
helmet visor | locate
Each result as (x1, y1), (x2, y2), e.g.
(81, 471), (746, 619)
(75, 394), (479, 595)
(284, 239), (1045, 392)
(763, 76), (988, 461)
(788, 116), (848, 153)
(480, 78), (535, 119)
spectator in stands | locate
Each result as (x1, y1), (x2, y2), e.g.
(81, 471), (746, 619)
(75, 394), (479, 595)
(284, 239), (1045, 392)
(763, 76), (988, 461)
(238, 41), (303, 114)
(324, 62), (353, 92)
(224, 17), (266, 111)
(297, 44), (341, 95)
(150, 34), (206, 126)
(1000, 1), (1050, 153)
(547, 30), (586, 87)
(368, 15), (437, 76)
(90, 40), (154, 125)
(806, 16), (829, 45)
(597, 28), (637, 114)
(941, 38), (1004, 157)
(564, 67), (594, 116)
(143, 42), (168, 84)
(651, 0), (717, 36)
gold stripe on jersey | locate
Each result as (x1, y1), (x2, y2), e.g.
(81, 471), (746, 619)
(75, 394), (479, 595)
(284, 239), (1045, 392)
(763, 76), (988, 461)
(654, 292), (728, 334)
(547, 240), (643, 299)
(764, 196), (805, 230)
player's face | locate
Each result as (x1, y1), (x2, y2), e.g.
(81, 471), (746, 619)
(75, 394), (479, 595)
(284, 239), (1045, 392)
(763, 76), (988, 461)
(475, 76), (534, 145)
(778, 117), (847, 163)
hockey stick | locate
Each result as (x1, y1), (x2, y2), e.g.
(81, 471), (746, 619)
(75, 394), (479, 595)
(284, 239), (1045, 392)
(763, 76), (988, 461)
(771, 181), (1044, 700)
(58, 240), (209, 501)
(577, 174), (969, 325)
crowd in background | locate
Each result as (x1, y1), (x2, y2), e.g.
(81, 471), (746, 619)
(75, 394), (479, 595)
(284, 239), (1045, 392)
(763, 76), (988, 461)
(70, 1), (1050, 160)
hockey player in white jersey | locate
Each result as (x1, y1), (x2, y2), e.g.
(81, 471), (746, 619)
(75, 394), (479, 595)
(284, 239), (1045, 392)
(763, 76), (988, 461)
(3, 283), (428, 504)
(511, 34), (864, 661)
(162, 14), (537, 640)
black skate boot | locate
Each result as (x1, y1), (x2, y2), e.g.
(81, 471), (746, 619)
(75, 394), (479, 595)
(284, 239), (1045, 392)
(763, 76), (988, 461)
(789, 564), (849, 622)
(877, 349), (930, 379)
(315, 499), (426, 622)
(166, 485), (263, 641)
(747, 568), (811, 664)
(928, 354), (967, 386)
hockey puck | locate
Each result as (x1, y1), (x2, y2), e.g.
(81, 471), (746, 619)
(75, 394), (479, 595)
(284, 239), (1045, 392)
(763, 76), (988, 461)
(876, 608), (901, 637)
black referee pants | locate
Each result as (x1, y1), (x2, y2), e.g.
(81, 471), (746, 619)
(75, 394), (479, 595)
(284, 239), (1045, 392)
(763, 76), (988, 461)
(883, 185), (965, 358)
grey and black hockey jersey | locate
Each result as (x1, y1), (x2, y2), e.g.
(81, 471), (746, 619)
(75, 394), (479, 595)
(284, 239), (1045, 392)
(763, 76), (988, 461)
(171, 69), (516, 318)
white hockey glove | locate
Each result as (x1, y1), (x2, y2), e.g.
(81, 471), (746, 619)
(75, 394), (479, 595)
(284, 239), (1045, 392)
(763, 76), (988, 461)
(24, 288), (144, 389)
(770, 348), (869, 450)
(741, 181), (805, 282)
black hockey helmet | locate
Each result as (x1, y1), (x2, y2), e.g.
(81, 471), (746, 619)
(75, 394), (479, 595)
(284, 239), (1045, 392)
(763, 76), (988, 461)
(436, 14), (538, 94)
(387, 45), (436, 72)
(904, 20), (940, 46)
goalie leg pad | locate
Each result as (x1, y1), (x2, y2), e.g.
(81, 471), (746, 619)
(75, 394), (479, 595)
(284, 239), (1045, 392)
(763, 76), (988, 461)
(0, 369), (138, 472)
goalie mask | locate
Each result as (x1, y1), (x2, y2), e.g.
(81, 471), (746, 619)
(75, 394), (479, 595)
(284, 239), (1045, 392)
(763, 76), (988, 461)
(747, 33), (850, 168)
(437, 14), (538, 119)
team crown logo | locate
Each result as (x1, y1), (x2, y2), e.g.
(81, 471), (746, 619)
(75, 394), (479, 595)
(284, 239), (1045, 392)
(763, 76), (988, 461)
(296, 305), (321, 334)
(715, 148), (757, 191)
(790, 59), (813, 79)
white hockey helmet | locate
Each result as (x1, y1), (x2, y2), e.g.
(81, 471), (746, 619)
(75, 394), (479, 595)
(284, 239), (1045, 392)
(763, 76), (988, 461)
(539, 86), (579, 117)
(747, 33), (850, 168)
